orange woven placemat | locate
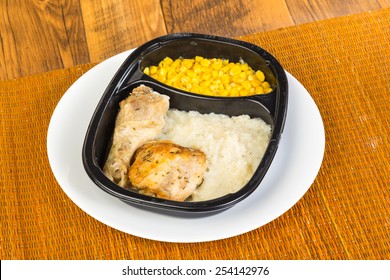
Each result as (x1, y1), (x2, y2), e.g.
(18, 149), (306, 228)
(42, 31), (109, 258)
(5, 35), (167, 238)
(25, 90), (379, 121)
(1, 8), (389, 260)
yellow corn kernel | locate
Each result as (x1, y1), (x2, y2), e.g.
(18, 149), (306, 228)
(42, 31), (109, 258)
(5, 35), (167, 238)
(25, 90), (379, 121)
(219, 89), (229, 96)
(204, 88), (212, 95)
(157, 68), (167, 77)
(250, 79), (261, 87)
(221, 74), (230, 84)
(242, 80), (252, 90)
(192, 84), (201, 93)
(166, 76), (179, 86)
(209, 83), (218, 92)
(143, 67), (150, 75)
(232, 76), (245, 84)
(239, 71), (247, 80)
(200, 59), (211, 67)
(167, 69), (176, 79)
(191, 77), (200, 85)
(212, 59), (223, 70)
(231, 87), (239, 96)
(169, 74), (179, 83)
(240, 63), (249, 71)
(240, 89), (250, 96)
(221, 64), (230, 73)
(187, 70), (196, 78)
(163, 56), (173, 65)
(195, 56), (203, 62)
(149, 65), (158, 75)
(201, 66), (211, 73)
(255, 86), (265, 94)
(181, 76), (190, 84)
(179, 65), (188, 73)
(227, 62), (235, 68)
(261, 81), (271, 89)
(193, 63), (202, 73)
(157, 75), (166, 83)
(202, 72), (212, 81)
(255, 70), (265, 82)
(229, 65), (241, 76)
(185, 83), (192, 90)
(200, 80), (211, 88)
(173, 81), (183, 89)
(171, 59), (181, 68)
(182, 59), (194, 69)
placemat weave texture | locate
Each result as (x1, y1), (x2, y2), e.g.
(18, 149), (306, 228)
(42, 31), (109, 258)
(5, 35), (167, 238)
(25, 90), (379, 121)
(1, 8), (389, 260)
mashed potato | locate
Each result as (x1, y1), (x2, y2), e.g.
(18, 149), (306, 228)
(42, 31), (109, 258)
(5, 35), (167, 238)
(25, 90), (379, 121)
(157, 109), (271, 201)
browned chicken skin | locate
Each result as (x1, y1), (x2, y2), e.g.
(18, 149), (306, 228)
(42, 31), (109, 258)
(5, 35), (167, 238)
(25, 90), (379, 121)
(103, 85), (169, 188)
(129, 140), (207, 201)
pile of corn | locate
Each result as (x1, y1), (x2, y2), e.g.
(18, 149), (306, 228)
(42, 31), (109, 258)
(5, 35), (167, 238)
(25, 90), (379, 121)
(143, 56), (272, 97)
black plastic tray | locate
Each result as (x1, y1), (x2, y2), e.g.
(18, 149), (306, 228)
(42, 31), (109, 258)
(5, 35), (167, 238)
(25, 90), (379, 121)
(82, 33), (288, 216)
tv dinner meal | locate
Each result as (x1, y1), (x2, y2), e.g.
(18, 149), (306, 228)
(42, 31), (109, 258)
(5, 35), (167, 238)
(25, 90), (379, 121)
(82, 33), (288, 214)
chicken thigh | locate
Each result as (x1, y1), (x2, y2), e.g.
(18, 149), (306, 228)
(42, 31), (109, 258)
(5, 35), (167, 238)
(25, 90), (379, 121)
(103, 85), (170, 188)
(129, 140), (207, 201)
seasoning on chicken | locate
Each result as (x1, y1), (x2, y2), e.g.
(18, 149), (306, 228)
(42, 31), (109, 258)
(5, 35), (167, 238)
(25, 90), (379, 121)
(103, 85), (170, 188)
(129, 140), (207, 201)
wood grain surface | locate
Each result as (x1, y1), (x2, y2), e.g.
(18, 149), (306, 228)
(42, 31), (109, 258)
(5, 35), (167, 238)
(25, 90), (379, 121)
(1, 0), (390, 80)
(0, 5), (389, 260)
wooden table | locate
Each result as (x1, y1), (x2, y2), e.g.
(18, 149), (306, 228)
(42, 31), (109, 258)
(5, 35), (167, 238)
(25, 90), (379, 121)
(1, 1), (389, 260)
(1, 0), (389, 80)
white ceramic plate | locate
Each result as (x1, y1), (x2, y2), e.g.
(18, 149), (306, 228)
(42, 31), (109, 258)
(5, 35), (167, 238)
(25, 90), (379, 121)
(47, 49), (325, 243)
